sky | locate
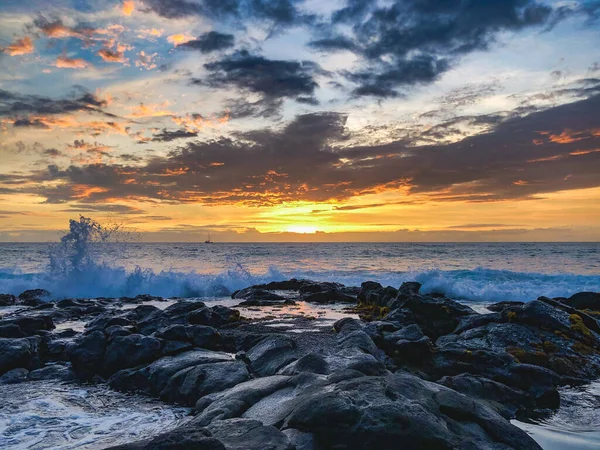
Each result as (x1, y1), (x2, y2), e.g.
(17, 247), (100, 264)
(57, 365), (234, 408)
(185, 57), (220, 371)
(0, 0), (599, 242)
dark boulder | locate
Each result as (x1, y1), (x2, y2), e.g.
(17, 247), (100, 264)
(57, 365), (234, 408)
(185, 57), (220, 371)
(155, 324), (220, 350)
(207, 418), (294, 450)
(4, 315), (54, 335)
(232, 288), (285, 301)
(398, 281), (422, 297)
(160, 360), (250, 405)
(18, 289), (51, 305)
(487, 301), (525, 312)
(247, 335), (297, 377)
(106, 426), (225, 450)
(254, 279), (311, 291)
(0, 367), (29, 384)
(299, 281), (344, 295)
(381, 324), (433, 363)
(29, 363), (76, 381)
(302, 289), (357, 304)
(562, 291), (600, 311)
(0, 294), (16, 306)
(104, 334), (163, 373)
(357, 282), (397, 307)
(0, 324), (26, 338)
(0, 337), (39, 375)
(188, 306), (240, 328)
(283, 372), (542, 450)
(279, 353), (330, 375)
(66, 330), (107, 376)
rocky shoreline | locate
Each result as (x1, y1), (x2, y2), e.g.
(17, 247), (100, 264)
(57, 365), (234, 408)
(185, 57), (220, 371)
(1, 280), (600, 449)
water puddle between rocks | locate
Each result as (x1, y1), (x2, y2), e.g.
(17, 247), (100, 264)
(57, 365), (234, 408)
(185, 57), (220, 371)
(0, 380), (190, 449)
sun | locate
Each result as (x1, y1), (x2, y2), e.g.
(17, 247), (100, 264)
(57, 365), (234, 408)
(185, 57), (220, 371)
(286, 225), (318, 234)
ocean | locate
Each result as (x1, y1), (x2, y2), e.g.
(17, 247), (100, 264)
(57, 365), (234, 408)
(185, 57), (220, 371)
(0, 241), (598, 301)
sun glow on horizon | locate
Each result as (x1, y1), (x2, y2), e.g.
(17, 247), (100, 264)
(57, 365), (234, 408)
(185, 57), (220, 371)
(286, 225), (319, 234)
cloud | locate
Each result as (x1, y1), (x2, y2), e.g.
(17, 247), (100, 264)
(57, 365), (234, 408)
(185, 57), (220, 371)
(8, 94), (600, 207)
(135, 50), (158, 70)
(199, 50), (320, 112)
(97, 48), (128, 64)
(13, 118), (50, 129)
(2, 36), (34, 56)
(151, 128), (198, 142)
(121, 0), (135, 16)
(167, 33), (195, 46)
(55, 55), (91, 69)
(0, 89), (109, 117)
(178, 31), (235, 53)
(313, 0), (566, 96)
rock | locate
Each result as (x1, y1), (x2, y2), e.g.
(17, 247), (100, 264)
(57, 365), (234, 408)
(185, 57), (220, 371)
(105, 334), (163, 373)
(282, 429), (318, 450)
(386, 294), (476, 339)
(0, 294), (16, 306)
(29, 363), (76, 381)
(66, 330), (107, 376)
(0, 368), (29, 384)
(188, 306), (240, 328)
(232, 288), (285, 301)
(382, 324), (433, 363)
(562, 291), (600, 311)
(207, 418), (294, 450)
(279, 353), (330, 375)
(283, 372), (542, 450)
(155, 325), (220, 349)
(0, 337), (38, 375)
(106, 426), (225, 450)
(0, 324), (26, 338)
(106, 325), (134, 341)
(299, 281), (344, 295)
(439, 374), (536, 419)
(302, 289), (357, 304)
(135, 301), (205, 335)
(357, 282), (397, 307)
(161, 361), (250, 405)
(487, 301), (525, 312)
(18, 289), (51, 305)
(502, 300), (572, 333)
(4, 315), (54, 335)
(247, 335), (297, 377)
(253, 279), (311, 291)
(194, 375), (293, 426)
(397, 281), (422, 297)
(110, 349), (234, 395)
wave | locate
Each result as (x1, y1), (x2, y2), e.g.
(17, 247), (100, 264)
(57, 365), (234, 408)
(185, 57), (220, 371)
(0, 264), (598, 302)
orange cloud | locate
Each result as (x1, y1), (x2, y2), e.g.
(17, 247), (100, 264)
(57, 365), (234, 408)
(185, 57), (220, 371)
(172, 112), (230, 131)
(167, 33), (194, 46)
(121, 0), (135, 16)
(3, 36), (34, 56)
(128, 102), (173, 118)
(135, 51), (158, 70)
(137, 28), (163, 40)
(536, 129), (600, 145)
(55, 55), (90, 69)
(97, 48), (128, 64)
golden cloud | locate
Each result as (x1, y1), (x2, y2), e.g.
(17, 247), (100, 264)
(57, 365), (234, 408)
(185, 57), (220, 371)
(3, 36), (34, 56)
(55, 55), (91, 69)
(121, 0), (135, 16)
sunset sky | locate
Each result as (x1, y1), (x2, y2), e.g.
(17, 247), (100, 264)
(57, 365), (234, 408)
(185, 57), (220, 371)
(0, 0), (599, 242)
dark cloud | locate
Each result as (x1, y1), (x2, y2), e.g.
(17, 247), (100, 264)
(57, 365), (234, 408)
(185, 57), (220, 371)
(5, 95), (600, 206)
(151, 129), (199, 142)
(314, 0), (566, 96)
(43, 148), (63, 157)
(60, 204), (145, 214)
(0, 89), (110, 117)
(178, 31), (235, 53)
(13, 118), (50, 129)
(199, 51), (320, 114)
(142, 0), (309, 25)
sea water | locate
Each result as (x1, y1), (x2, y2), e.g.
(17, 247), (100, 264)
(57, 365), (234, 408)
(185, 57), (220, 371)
(0, 241), (598, 301)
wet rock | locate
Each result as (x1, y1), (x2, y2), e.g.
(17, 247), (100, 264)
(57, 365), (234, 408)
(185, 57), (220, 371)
(562, 291), (600, 311)
(188, 306), (240, 328)
(382, 324), (433, 363)
(279, 353), (330, 375)
(136, 301), (205, 335)
(0, 324), (26, 338)
(397, 281), (422, 297)
(487, 301), (525, 312)
(3, 315), (55, 335)
(357, 281), (397, 307)
(0, 337), (38, 375)
(194, 375), (293, 425)
(302, 289), (357, 304)
(232, 288), (285, 301)
(282, 429), (318, 450)
(386, 294), (476, 339)
(155, 324), (220, 350)
(110, 349), (234, 395)
(66, 330), (107, 376)
(207, 418), (294, 450)
(160, 360), (250, 405)
(283, 372), (541, 450)
(18, 289), (51, 305)
(104, 334), (163, 373)
(0, 367), (29, 384)
(162, 340), (193, 355)
(29, 363), (76, 381)
(106, 426), (225, 450)
(106, 325), (135, 341)
(247, 335), (297, 377)
(299, 281), (344, 295)
(253, 279), (311, 291)
(0, 294), (16, 306)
